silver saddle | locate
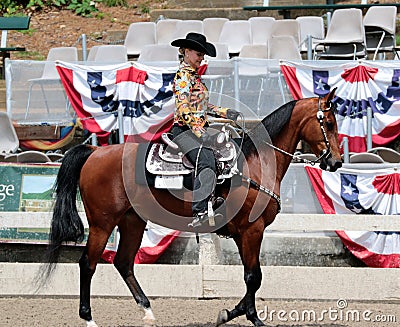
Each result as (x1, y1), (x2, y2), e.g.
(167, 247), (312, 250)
(146, 126), (239, 190)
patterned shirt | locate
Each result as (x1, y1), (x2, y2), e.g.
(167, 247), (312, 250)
(173, 61), (229, 138)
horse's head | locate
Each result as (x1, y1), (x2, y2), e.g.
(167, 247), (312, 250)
(301, 88), (342, 172)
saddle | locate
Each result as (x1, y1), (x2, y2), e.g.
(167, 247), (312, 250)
(146, 130), (239, 190)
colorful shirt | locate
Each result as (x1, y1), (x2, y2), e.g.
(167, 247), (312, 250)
(173, 61), (229, 138)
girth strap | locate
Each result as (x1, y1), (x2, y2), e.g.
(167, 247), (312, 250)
(231, 168), (281, 213)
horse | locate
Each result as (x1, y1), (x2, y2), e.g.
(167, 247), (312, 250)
(41, 88), (342, 327)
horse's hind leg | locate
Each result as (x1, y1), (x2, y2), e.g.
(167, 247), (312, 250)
(79, 226), (113, 327)
(113, 210), (155, 323)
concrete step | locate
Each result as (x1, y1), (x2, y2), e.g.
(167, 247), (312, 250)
(168, 0), (326, 9)
(151, 0), (329, 20)
(150, 6), (332, 21)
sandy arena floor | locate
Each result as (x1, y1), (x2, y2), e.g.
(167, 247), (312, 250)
(0, 297), (399, 326)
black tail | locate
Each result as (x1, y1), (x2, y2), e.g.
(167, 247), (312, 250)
(39, 144), (95, 284)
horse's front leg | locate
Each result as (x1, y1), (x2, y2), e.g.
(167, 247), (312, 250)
(216, 225), (265, 326)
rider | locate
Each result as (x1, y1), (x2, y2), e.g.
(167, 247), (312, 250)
(170, 32), (240, 228)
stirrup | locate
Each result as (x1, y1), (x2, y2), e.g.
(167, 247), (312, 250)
(188, 212), (209, 228)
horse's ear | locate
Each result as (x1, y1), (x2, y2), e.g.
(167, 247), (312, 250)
(325, 87), (337, 103)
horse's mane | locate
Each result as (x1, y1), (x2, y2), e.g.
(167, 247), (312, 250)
(241, 100), (297, 157)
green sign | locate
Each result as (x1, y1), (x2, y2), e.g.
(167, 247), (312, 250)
(0, 163), (59, 212)
(0, 163), (116, 246)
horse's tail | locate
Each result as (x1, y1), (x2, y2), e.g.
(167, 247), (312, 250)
(39, 144), (96, 284)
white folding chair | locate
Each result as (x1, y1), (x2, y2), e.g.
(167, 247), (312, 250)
(314, 8), (366, 60)
(268, 36), (302, 104)
(367, 147), (400, 163)
(16, 151), (51, 163)
(93, 45), (128, 62)
(239, 44), (269, 59)
(270, 19), (301, 47)
(363, 6), (397, 60)
(349, 152), (385, 164)
(203, 43), (231, 106)
(218, 20), (252, 56)
(249, 16), (275, 45)
(86, 45), (100, 61)
(0, 111), (19, 154)
(296, 16), (325, 55)
(25, 47), (78, 119)
(124, 22), (156, 57)
(205, 42), (229, 60)
(137, 44), (179, 63)
(203, 18), (229, 43)
(172, 20), (204, 39)
(156, 19), (181, 44)
(238, 44), (269, 115)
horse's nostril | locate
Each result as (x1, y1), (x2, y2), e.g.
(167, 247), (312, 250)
(335, 161), (343, 169)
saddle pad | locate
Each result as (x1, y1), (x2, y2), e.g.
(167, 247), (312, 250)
(147, 143), (192, 175)
(135, 143), (193, 189)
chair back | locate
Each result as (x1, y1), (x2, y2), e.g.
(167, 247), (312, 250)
(367, 147), (400, 163)
(296, 16), (325, 51)
(124, 22), (156, 56)
(271, 19), (300, 46)
(42, 47), (78, 79)
(94, 45), (128, 62)
(268, 35), (302, 60)
(349, 152), (385, 164)
(137, 44), (179, 62)
(218, 20), (251, 55)
(324, 8), (364, 43)
(205, 42), (229, 60)
(363, 6), (396, 34)
(239, 44), (268, 59)
(156, 19), (181, 44)
(16, 151), (51, 163)
(363, 6), (397, 58)
(249, 16), (275, 45)
(203, 18), (229, 43)
(172, 20), (204, 39)
(0, 112), (19, 154)
(87, 45), (100, 61)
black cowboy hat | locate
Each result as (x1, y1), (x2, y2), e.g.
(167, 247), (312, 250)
(171, 32), (216, 57)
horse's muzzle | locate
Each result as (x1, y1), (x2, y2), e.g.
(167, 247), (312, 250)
(319, 155), (342, 172)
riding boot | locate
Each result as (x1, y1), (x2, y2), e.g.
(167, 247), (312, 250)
(189, 168), (224, 228)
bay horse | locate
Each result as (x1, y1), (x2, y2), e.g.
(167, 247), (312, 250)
(41, 88), (342, 327)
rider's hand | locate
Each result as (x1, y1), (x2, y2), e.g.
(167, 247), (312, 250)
(226, 109), (240, 121)
(201, 131), (212, 144)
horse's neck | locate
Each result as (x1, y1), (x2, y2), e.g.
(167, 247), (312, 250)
(271, 120), (301, 182)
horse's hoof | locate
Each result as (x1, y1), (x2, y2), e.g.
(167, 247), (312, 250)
(86, 320), (98, 327)
(216, 309), (229, 326)
(142, 307), (156, 325)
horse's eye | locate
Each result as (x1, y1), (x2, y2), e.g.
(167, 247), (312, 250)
(325, 121), (334, 131)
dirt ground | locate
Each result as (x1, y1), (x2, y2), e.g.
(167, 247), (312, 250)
(0, 297), (399, 326)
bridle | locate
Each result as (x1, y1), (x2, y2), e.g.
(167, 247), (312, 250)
(260, 96), (333, 165)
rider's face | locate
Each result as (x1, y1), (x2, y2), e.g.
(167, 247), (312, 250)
(184, 48), (205, 70)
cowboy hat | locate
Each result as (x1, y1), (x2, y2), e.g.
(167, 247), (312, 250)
(171, 32), (216, 57)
